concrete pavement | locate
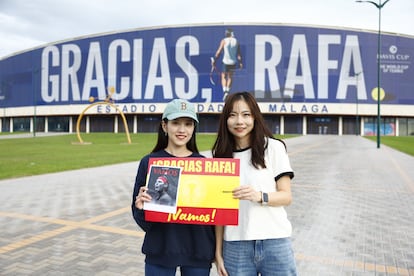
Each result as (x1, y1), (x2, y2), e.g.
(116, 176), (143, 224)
(0, 135), (413, 275)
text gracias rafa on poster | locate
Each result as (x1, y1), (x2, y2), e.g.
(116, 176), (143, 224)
(144, 158), (240, 225)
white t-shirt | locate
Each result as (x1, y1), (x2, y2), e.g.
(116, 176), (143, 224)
(224, 138), (294, 241)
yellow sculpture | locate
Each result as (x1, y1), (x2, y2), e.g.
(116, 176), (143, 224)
(76, 87), (131, 144)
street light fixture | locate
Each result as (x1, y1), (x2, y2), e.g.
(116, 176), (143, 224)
(356, 0), (391, 148)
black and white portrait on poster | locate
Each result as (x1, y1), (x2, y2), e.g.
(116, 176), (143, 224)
(143, 165), (182, 214)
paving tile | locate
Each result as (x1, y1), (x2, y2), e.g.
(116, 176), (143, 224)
(0, 136), (413, 275)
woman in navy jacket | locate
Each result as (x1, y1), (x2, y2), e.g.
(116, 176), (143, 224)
(132, 99), (215, 276)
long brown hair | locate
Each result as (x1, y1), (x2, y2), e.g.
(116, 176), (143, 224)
(212, 92), (274, 169)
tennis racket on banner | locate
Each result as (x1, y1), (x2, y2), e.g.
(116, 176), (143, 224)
(209, 57), (220, 85)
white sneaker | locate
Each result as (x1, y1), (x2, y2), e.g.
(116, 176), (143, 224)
(223, 92), (229, 101)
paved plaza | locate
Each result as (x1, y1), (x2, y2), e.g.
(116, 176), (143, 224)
(0, 135), (413, 275)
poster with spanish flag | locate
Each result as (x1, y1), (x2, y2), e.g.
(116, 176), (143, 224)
(144, 157), (240, 225)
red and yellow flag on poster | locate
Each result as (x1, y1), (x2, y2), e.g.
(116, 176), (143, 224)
(144, 157), (240, 225)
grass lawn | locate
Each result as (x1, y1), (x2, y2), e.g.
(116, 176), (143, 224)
(364, 135), (414, 156)
(0, 133), (412, 180)
(0, 133), (218, 180)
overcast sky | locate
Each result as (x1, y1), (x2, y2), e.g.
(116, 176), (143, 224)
(1, 0), (413, 58)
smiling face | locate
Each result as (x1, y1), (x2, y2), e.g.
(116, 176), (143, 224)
(162, 117), (195, 148)
(226, 99), (254, 149)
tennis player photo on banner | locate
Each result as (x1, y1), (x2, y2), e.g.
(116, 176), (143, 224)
(143, 157), (240, 225)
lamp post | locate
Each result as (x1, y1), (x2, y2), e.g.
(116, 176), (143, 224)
(355, 71), (362, 135)
(356, 0), (391, 148)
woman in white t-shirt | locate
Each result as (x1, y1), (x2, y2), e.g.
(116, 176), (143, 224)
(212, 92), (297, 276)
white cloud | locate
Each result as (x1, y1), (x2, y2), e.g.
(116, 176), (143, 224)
(1, 0), (413, 58)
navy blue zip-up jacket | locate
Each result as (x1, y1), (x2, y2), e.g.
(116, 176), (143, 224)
(132, 150), (215, 268)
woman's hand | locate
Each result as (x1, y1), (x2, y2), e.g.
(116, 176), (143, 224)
(232, 185), (261, 203)
(135, 186), (152, 209)
(215, 255), (228, 276)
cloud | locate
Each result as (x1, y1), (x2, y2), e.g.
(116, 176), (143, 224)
(1, 0), (413, 58)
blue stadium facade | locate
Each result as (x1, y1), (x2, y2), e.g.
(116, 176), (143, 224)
(1, 23), (413, 135)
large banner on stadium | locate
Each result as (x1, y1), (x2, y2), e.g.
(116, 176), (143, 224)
(1, 23), (413, 110)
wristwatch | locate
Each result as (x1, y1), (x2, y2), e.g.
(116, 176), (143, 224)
(262, 192), (269, 205)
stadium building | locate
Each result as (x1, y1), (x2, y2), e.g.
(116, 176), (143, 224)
(1, 23), (413, 136)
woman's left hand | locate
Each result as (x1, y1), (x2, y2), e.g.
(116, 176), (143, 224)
(232, 185), (261, 203)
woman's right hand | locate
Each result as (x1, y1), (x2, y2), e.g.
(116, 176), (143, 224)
(215, 255), (228, 276)
(135, 186), (152, 209)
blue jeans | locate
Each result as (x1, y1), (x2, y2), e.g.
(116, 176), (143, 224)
(145, 263), (210, 276)
(223, 238), (297, 276)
